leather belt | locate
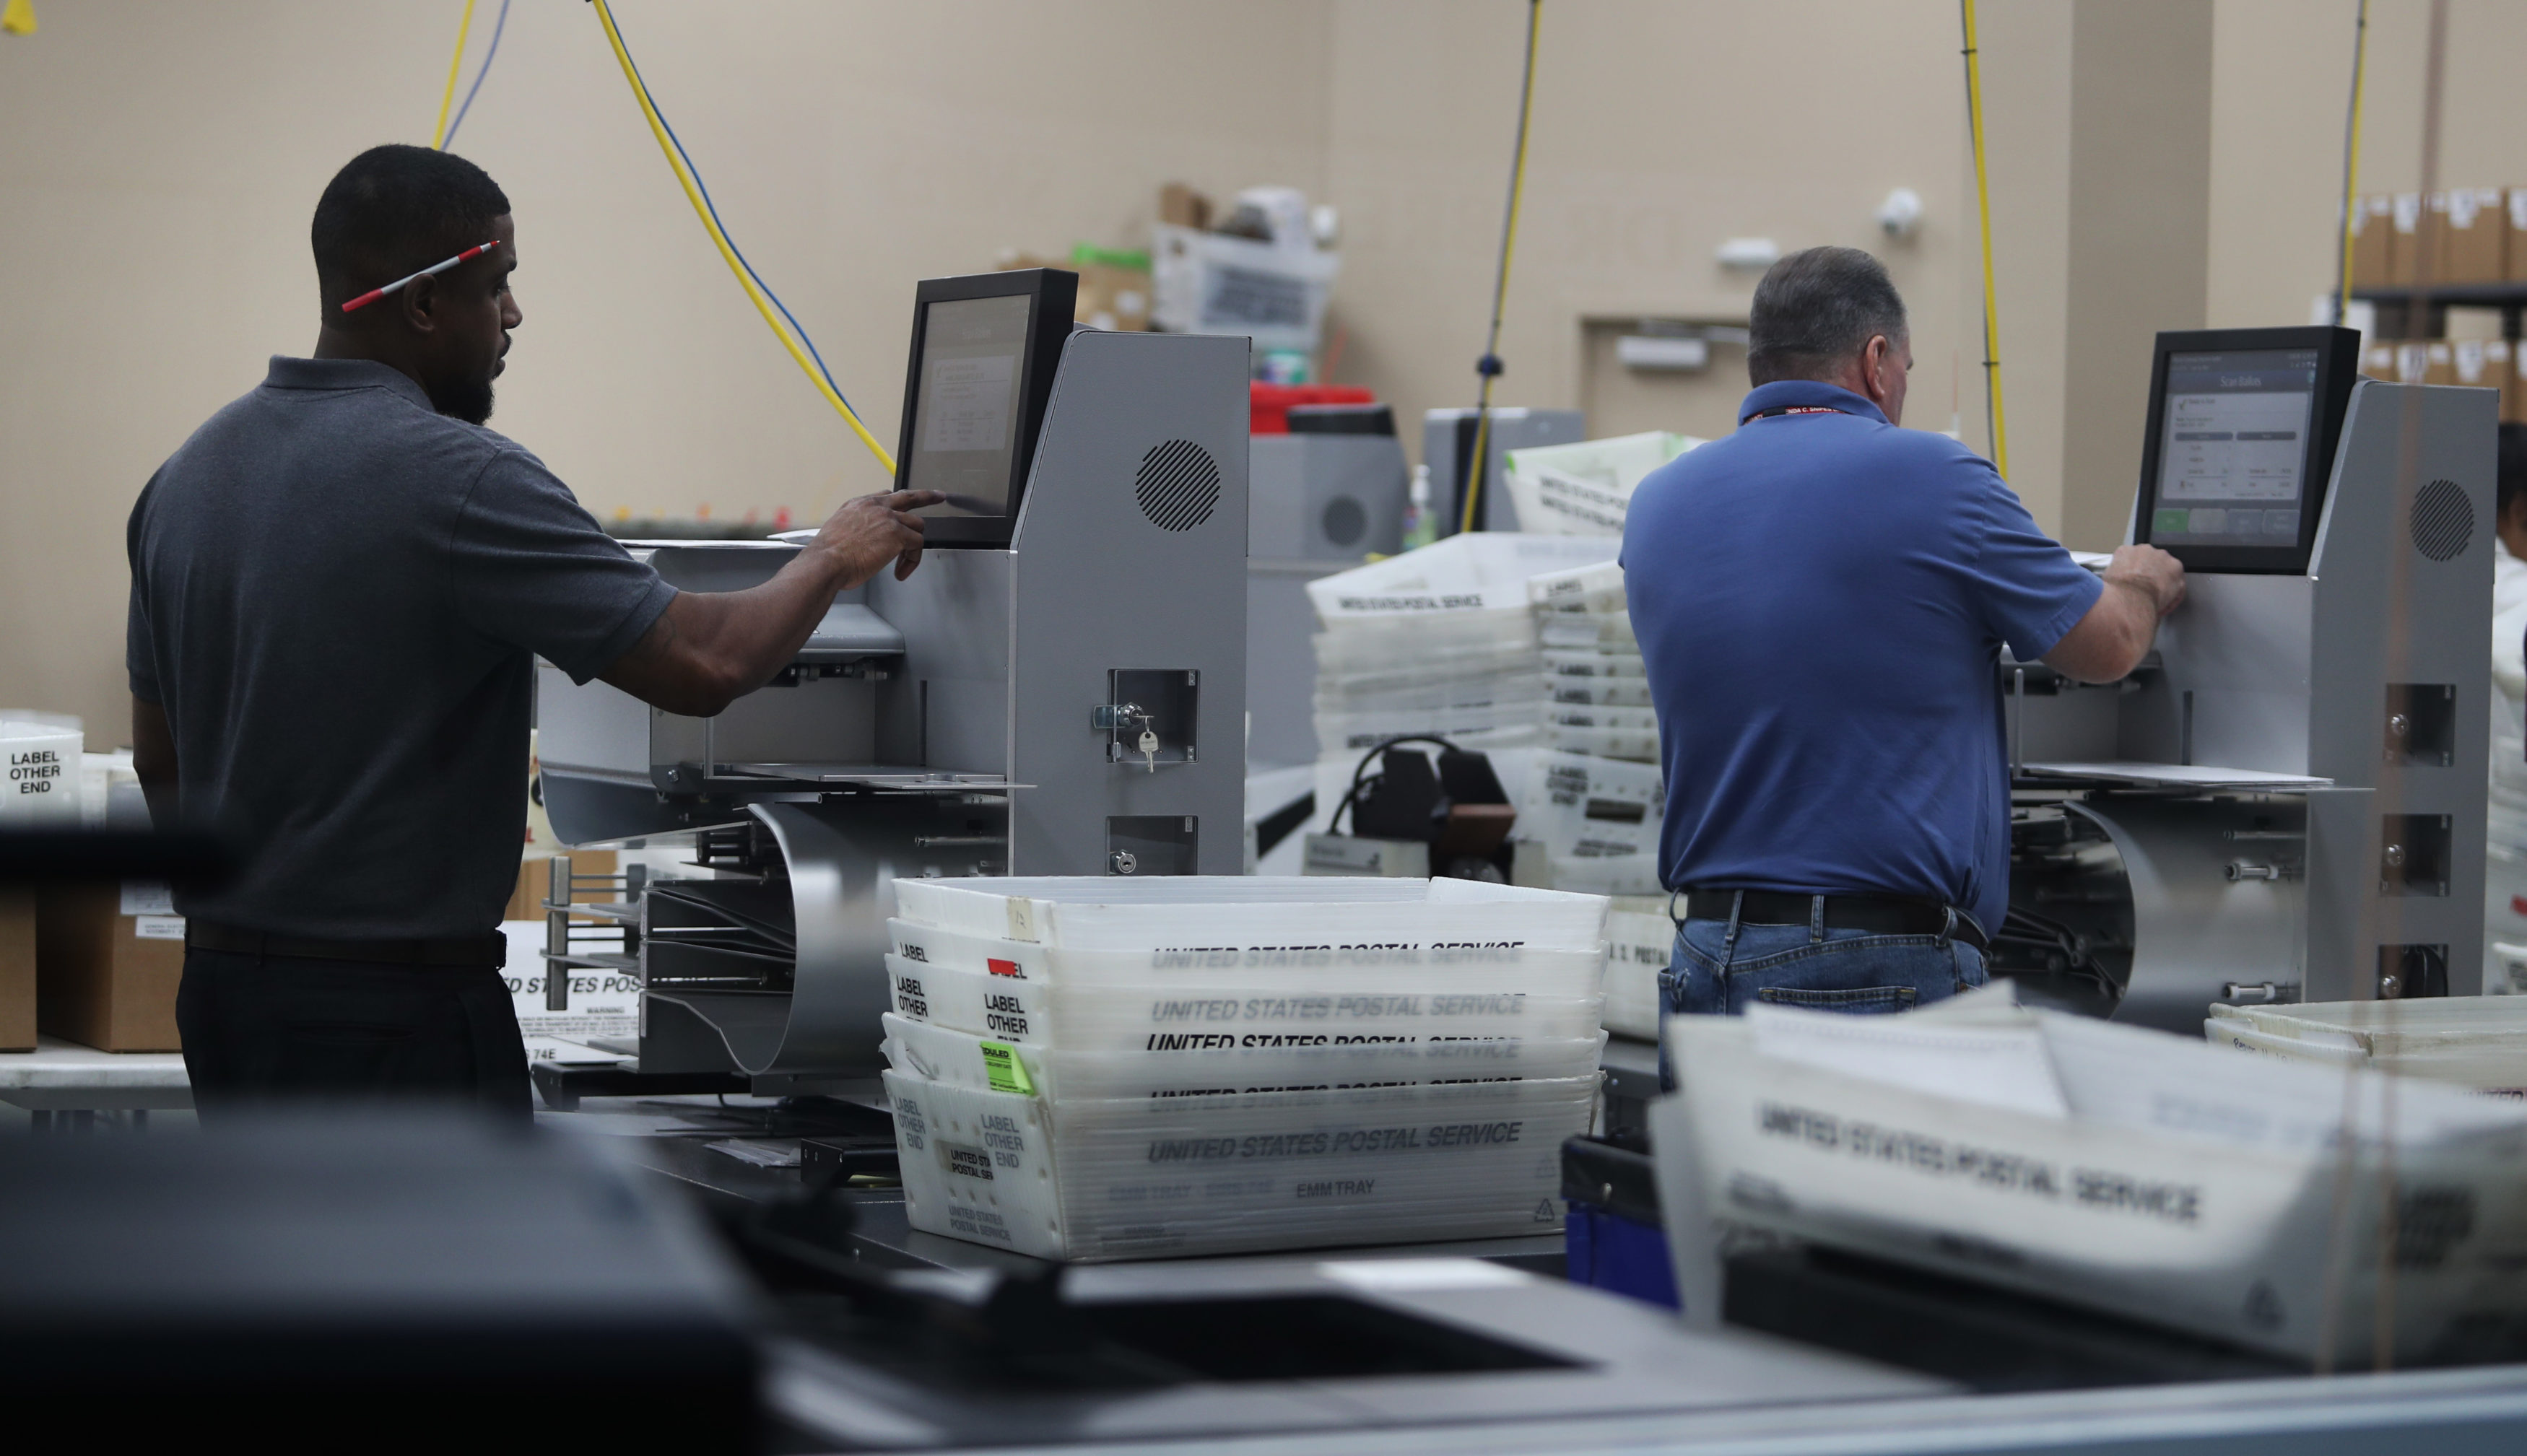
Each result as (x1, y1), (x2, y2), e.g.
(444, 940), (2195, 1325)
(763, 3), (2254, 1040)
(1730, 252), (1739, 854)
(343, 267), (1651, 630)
(1680, 889), (1989, 954)
(186, 920), (508, 969)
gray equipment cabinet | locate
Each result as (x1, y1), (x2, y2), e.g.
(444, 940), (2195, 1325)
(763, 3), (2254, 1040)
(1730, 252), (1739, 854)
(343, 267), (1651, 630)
(534, 330), (1248, 1089)
(2006, 379), (2495, 1026)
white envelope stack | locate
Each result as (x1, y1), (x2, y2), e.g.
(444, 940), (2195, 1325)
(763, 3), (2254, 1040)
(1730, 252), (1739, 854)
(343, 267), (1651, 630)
(880, 876), (1608, 1261)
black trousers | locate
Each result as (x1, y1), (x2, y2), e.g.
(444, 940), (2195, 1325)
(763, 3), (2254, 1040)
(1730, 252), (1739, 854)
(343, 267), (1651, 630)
(176, 947), (532, 1120)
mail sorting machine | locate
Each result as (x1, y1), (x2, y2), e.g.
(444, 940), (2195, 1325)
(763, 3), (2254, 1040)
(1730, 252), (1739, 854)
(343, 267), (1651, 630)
(534, 269), (1248, 1091)
(1996, 325), (2495, 1031)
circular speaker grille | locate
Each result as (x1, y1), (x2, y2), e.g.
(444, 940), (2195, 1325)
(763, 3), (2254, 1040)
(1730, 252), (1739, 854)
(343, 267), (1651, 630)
(2411, 478), (2474, 562)
(1321, 495), (1367, 547)
(1134, 440), (1222, 532)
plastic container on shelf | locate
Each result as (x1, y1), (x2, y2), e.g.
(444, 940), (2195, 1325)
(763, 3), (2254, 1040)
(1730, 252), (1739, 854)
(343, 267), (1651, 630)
(1541, 648), (1648, 679)
(887, 1067), (1596, 1261)
(1544, 725), (1661, 764)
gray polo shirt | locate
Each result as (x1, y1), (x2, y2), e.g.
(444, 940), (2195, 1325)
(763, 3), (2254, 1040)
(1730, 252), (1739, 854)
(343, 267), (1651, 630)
(127, 357), (677, 939)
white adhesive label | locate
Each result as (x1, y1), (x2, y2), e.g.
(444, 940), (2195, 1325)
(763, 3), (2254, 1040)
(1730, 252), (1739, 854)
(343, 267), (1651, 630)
(121, 881), (175, 916)
(132, 915), (186, 941)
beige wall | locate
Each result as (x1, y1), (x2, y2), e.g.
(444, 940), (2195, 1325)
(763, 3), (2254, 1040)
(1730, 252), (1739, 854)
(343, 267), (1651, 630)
(6, 0), (2495, 736)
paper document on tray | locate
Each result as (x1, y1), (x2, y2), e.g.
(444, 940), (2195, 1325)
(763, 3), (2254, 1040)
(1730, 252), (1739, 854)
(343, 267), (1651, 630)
(1744, 1002), (2070, 1119)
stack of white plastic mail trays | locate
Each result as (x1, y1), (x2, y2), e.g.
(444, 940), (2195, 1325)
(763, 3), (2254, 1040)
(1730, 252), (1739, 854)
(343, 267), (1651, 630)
(880, 876), (1608, 1262)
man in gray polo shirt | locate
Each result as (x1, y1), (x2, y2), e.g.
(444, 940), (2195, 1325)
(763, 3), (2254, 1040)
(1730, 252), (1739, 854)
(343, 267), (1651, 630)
(126, 145), (938, 1117)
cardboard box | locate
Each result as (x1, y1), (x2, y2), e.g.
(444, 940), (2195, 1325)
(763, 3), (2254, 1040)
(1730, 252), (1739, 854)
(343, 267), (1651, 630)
(2390, 191), (2427, 287)
(2360, 342), (2397, 380)
(2440, 187), (2508, 284)
(2422, 338), (2458, 385)
(2452, 338), (2515, 420)
(2349, 193), (2396, 290)
(503, 849), (618, 924)
(2507, 188), (2527, 282)
(0, 889), (33, 1051)
(36, 881), (183, 1052)
(1158, 181), (1212, 231)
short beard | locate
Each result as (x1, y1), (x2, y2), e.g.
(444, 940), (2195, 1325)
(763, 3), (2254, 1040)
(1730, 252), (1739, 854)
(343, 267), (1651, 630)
(432, 373), (495, 426)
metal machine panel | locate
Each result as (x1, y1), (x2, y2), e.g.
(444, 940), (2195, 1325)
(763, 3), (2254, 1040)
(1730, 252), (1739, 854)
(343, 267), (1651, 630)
(643, 800), (927, 1078)
(2126, 575), (2315, 772)
(1006, 330), (1248, 876)
(1248, 434), (1407, 559)
(865, 549), (1013, 774)
(2305, 380), (2496, 996)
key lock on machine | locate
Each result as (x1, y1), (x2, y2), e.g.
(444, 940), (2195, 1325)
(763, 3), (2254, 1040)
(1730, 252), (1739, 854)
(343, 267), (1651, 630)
(1094, 669), (1201, 876)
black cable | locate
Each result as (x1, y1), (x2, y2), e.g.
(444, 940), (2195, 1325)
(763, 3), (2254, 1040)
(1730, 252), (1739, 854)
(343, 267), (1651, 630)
(1331, 735), (1462, 837)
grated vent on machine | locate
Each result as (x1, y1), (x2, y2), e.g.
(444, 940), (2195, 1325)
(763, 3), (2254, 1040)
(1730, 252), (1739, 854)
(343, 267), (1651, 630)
(1134, 439), (1222, 532)
(2410, 477), (2474, 563)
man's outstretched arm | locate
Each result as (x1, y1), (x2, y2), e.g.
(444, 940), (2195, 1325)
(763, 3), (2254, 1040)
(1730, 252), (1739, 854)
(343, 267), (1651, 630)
(2043, 544), (2187, 684)
(601, 489), (940, 717)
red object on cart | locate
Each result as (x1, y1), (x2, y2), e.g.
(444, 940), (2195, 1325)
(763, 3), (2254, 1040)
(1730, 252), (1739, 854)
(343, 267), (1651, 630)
(1250, 383), (1375, 435)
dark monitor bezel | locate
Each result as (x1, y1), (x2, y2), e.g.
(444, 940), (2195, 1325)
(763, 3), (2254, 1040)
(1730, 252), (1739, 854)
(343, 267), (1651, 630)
(2129, 324), (2361, 575)
(892, 268), (1079, 548)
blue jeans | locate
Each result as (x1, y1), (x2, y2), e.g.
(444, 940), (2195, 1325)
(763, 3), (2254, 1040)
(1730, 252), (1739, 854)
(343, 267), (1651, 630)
(1656, 901), (1986, 1090)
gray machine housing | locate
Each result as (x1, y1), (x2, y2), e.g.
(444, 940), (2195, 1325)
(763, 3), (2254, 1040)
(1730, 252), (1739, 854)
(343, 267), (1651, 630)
(2009, 380), (2495, 1024)
(1423, 406), (1585, 534)
(1245, 431), (1409, 767)
(536, 330), (1249, 1084)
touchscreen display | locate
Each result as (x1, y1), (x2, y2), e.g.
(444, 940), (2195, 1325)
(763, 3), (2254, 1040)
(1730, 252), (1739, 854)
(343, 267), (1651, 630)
(904, 293), (1034, 516)
(2147, 348), (2321, 547)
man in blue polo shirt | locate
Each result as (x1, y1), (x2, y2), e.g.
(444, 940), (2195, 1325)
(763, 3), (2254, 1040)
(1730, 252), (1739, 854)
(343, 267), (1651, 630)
(1623, 246), (2183, 1033)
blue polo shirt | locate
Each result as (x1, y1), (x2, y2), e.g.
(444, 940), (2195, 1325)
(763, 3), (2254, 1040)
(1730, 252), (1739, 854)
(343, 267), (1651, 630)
(1620, 380), (2102, 931)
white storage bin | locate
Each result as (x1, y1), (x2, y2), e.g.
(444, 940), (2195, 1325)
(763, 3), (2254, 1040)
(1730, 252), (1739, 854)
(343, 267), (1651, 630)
(1549, 676), (1655, 709)
(1307, 533), (1619, 624)
(884, 955), (1607, 1050)
(1540, 614), (1637, 651)
(888, 1068), (1596, 1261)
(1527, 559), (1630, 616)
(1544, 725), (1661, 763)
(1661, 998), (2527, 1366)
(1542, 649), (1648, 679)
(883, 1012), (1607, 1101)
(888, 915), (1606, 993)
(893, 875), (1609, 954)
(0, 719), (82, 825)
(1603, 910), (1674, 1040)
(2209, 998), (2527, 1096)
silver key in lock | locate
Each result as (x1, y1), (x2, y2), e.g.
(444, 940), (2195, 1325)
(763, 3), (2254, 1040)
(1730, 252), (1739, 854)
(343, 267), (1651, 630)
(1138, 724), (1160, 773)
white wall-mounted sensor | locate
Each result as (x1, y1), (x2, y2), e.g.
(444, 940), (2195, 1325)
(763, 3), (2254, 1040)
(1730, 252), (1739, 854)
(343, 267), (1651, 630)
(1876, 188), (1923, 238)
(1715, 237), (1781, 271)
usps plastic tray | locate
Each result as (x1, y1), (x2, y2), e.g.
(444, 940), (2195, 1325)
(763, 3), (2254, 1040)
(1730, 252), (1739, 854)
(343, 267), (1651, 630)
(892, 875), (1609, 954)
(1545, 725), (1660, 763)
(1542, 649), (1646, 679)
(886, 954), (1606, 1050)
(887, 1067), (1595, 1261)
(2209, 999), (2527, 1095)
(889, 915), (1606, 993)
(1549, 676), (1654, 708)
(883, 1011), (1606, 1101)
(1540, 614), (1637, 650)
(1603, 910), (1673, 1040)
(1527, 559), (1628, 616)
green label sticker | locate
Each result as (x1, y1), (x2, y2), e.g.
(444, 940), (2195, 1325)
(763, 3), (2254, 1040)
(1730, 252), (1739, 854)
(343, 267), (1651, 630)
(2154, 508), (2191, 535)
(980, 1040), (1035, 1096)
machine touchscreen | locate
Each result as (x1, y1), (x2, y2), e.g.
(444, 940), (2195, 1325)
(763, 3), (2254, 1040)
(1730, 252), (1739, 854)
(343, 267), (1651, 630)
(2131, 326), (2359, 574)
(892, 268), (1079, 547)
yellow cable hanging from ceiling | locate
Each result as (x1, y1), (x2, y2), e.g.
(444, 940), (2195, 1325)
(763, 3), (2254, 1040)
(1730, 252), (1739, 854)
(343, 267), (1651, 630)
(2337, 0), (2371, 318)
(1962, 0), (2009, 478)
(1458, 1), (1543, 538)
(430, 0), (477, 150)
(590, 0), (897, 476)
